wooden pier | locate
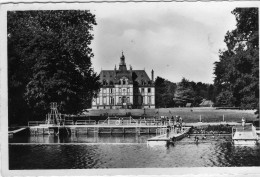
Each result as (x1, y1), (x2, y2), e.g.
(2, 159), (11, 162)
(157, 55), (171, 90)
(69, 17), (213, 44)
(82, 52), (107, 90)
(27, 116), (171, 135)
(28, 124), (166, 135)
(147, 127), (191, 146)
(232, 124), (259, 145)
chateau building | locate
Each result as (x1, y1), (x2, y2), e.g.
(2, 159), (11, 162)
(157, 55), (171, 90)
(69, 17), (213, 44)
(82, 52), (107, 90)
(92, 53), (155, 109)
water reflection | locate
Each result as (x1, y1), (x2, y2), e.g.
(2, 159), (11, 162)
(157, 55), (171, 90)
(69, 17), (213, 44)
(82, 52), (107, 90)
(9, 133), (155, 144)
(9, 134), (260, 169)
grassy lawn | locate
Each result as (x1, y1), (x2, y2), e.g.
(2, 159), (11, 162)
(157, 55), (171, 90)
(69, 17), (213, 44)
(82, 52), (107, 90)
(86, 107), (258, 123)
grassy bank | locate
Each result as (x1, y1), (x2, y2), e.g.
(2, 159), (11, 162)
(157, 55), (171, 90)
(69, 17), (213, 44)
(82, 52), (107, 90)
(86, 107), (258, 123)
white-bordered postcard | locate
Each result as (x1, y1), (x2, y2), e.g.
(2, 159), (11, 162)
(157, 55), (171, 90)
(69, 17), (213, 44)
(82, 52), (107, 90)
(1, 0), (260, 176)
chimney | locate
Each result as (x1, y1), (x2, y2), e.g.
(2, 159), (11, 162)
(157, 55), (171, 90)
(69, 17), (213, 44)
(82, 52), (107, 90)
(151, 69), (154, 82)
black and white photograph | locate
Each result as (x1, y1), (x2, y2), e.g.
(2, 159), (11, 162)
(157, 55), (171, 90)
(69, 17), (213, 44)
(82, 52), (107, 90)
(1, 0), (260, 176)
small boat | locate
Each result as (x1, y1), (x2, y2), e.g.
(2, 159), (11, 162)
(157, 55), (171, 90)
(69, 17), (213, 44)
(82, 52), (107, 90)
(232, 124), (259, 145)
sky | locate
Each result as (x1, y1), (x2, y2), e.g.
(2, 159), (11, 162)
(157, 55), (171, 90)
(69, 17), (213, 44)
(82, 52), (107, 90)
(84, 1), (258, 84)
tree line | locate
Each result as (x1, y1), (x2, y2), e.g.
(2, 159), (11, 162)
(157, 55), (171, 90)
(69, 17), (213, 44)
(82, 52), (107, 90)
(7, 8), (258, 125)
(213, 8), (258, 113)
(155, 8), (259, 116)
(155, 77), (216, 108)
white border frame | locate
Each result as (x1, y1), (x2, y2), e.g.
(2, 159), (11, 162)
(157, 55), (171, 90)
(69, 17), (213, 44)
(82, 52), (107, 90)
(1, 1), (260, 176)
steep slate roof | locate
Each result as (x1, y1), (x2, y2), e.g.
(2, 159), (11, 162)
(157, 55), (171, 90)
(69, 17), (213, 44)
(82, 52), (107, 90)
(99, 70), (117, 85)
(115, 70), (133, 84)
(99, 53), (153, 87)
(99, 69), (152, 86)
(132, 70), (151, 85)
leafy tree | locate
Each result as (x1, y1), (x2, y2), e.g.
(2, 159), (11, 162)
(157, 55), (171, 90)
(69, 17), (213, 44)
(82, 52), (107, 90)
(173, 78), (195, 106)
(207, 84), (216, 102)
(8, 11), (100, 125)
(155, 76), (216, 108)
(155, 76), (176, 108)
(213, 8), (259, 113)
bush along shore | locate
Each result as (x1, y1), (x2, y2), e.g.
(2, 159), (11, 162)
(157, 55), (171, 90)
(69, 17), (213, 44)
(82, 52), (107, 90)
(189, 124), (232, 135)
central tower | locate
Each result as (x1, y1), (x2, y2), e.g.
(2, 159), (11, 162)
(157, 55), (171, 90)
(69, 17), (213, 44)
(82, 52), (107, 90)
(119, 52), (127, 71)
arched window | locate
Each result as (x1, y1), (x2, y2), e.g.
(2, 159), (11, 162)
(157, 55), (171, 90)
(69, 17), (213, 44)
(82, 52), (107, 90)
(123, 79), (126, 85)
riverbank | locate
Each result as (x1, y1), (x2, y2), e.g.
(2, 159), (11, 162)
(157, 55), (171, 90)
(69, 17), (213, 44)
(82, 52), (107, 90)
(86, 107), (257, 123)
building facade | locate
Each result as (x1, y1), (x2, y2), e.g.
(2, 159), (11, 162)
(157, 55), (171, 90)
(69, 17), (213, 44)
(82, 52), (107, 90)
(92, 53), (155, 109)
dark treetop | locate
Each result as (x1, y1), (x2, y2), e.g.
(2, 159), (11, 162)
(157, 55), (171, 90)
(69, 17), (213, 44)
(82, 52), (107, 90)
(8, 10), (100, 125)
(214, 8), (259, 115)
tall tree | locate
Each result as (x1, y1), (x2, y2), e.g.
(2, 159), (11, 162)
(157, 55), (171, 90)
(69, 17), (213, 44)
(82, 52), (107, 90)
(8, 11), (100, 124)
(173, 78), (196, 106)
(155, 76), (176, 108)
(213, 8), (259, 113)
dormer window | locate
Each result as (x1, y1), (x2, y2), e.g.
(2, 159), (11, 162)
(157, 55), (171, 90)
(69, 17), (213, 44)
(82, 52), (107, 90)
(103, 80), (107, 85)
(123, 79), (126, 85)
(141, 80), (145, 85)
(109, 81), (114, 85)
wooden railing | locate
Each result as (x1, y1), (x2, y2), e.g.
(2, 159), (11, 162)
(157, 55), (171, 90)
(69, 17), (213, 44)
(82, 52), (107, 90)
(64, 120), (74, 125)
(99, 116), (138, 125)
(75, 120), (96, 125)
(156, 128), (167, 136)
(28, 121), (45, 127)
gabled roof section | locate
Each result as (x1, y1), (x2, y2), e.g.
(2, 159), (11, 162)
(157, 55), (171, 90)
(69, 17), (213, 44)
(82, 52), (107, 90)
(99, 70), (116, 86)
(132, 70), (153, 86)
(99, 53), (154, 87)
(115, 70), (133, 84)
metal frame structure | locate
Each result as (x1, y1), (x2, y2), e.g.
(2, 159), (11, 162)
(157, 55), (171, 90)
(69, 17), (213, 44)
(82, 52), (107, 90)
(45, 102), (62, 125)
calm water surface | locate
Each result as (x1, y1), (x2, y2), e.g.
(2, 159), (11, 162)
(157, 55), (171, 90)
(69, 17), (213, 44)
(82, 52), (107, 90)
(9, 134), (260, 169)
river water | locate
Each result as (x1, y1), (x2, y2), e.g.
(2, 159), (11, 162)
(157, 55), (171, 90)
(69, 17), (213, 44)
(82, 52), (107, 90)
(9, 134), (260, 169)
